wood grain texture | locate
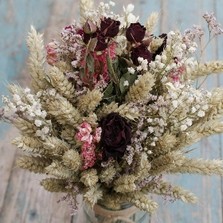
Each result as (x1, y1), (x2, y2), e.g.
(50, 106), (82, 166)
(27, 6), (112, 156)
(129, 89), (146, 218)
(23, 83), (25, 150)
(0, 1), (77, 223)
(0, 129), (18, 212)
(0, 0), (223, 223)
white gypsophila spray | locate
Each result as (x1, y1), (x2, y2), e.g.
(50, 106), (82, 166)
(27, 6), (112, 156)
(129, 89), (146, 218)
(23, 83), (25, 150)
(2, 87), (51, 140)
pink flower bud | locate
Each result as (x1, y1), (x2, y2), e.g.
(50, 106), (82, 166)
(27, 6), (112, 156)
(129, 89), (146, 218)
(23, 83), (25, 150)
(83, 20), (97, 34)
(46, 41), (59, 65)
(75, 122), (93, 144)
(81, 143), (96, 169)
(93, 127), (102, 143)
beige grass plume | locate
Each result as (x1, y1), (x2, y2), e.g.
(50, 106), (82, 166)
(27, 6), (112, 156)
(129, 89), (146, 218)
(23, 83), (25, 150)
(80, 0), (94, 23)
(27, 26), (49, 92)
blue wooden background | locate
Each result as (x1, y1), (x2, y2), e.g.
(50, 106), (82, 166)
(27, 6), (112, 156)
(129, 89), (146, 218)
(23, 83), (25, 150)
(0, 0), (223, 222)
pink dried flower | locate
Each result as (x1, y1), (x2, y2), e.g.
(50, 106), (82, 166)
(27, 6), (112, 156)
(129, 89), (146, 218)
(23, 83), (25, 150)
(203, 12), (223, 35)
(79, 42), (117, 88)
(168, 64), (186, 83)
(108, 41), (117, 59)
(192, 25), (204, 38)
(79, 121), (92, 132)
(46, 41), (59, 65)
(93, 127), (102, 143)
(81, 143), (96, 169)
(75, 122), (101, 169)
(76, 122), (93, 144)
(184, 25), (204, 42)
(93, 42), (117, 83)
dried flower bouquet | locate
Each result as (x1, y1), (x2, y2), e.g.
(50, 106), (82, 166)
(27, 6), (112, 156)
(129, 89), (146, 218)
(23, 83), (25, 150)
(1, 0), (223, 216)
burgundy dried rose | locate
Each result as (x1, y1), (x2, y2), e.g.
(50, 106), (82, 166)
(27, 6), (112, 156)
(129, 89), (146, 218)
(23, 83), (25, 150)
(100, 113), (132, 161)
(126, 22), (146, 43)
(100, 17), (120, 38)
(83, 32), (97, 44)
(83, 32), (107, 51)
(94, 34), (108, 51)
(131, 44), (152, 65)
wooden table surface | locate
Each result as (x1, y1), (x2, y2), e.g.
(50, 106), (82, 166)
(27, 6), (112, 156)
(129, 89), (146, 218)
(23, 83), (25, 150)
(1, 0), (223, 222)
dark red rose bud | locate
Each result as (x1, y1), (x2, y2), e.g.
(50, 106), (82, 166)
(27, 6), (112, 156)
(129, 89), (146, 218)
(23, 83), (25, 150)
(100, 113), (132, 161)
(126, 22), (146, 43)
(131, 44), (152, 65)
(95, 34), (108, 51)
(101, 17), (120, 38)
(83, 33), (91, 44)
(83, 32), (97, 44)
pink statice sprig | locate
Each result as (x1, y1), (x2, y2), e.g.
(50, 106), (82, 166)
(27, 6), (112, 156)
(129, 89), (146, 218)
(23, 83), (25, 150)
(75, 121), (102, 170)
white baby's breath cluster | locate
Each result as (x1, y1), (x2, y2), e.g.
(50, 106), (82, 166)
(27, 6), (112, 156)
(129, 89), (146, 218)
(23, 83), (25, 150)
(122, 4), (139, 26)
(81, 1), (117, 25)
(150, 31), (197, 75)
(128, 81), (211, 153)
(3, 86), (51, 140)
(137, 57), (149, 72)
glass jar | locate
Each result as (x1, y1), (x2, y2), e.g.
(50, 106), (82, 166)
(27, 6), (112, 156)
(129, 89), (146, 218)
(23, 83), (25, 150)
(82, 202), (150, 223)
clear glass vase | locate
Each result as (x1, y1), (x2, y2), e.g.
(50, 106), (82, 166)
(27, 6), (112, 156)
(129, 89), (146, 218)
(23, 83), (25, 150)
(82, 202), (150, 223)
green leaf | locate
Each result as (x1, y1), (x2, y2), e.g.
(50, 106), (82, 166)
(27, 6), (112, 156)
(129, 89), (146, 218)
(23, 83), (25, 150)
(88, 37), (98, 52)
(86, 54), (95, 73)
(106, 95), (116, 103)
(79, 68), (85, 80)
(103, 82), (114, 99)
(112, 58), (119, 71)
(106, 55), (119, 84)
(121, 57), (135, 67)
(119, 72), (137, 94)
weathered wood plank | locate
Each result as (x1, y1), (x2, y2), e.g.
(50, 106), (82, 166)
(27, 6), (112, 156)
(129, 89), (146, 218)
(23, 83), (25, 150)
(0, 167), (72, 223)
(0, 1), (79, 222)
(0, 129), (18, 212)
(0, 0), (55, 218)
